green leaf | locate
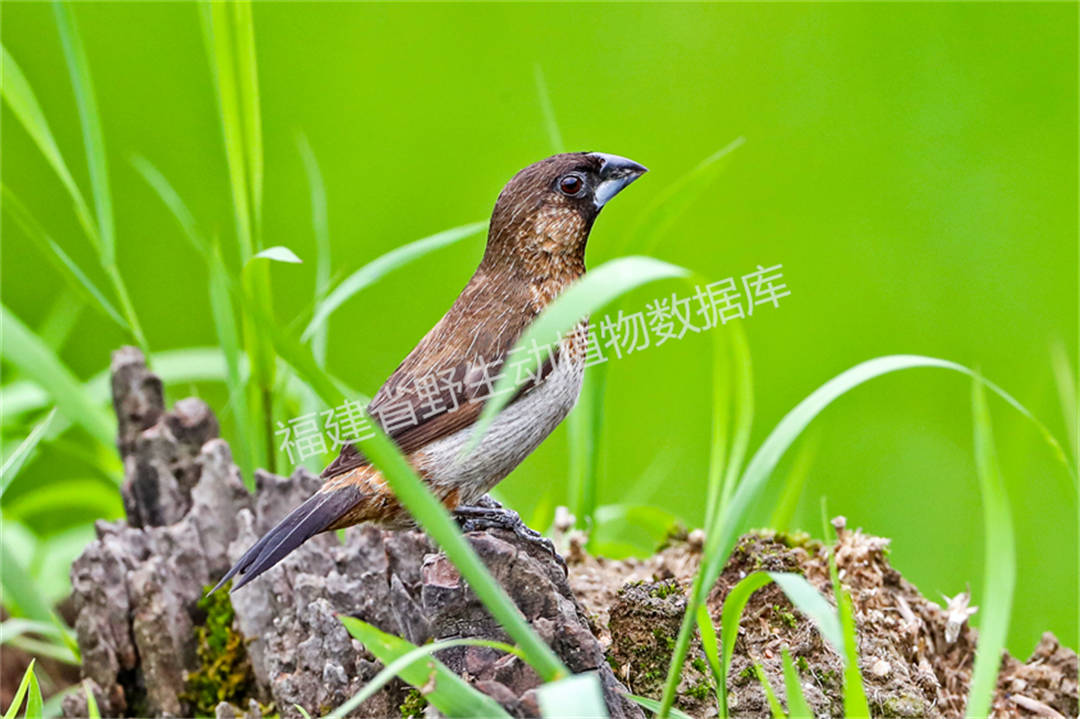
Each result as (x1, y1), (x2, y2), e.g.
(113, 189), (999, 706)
(1, 541), (59, 626)
(24, 666), (43, 719)
(532, 63), (564, 154)
(627, 694), (696, 719)
(695, 603), (723, 703)
(3, 660), (35, 719)
(714, 571), (847, 717)
(231, 0), (263, 244)
(0, 46), (97, 245)
(781, 648), (815, 719)
(752, 663), (785, 719)
(129, 154), (210, 259)
(254, 246), (303, 264)
(835, 585), (869, 717)
(1, 185), (126, 329)
(965, 376), (1016, 719)
(718, 322), (753, 516)
(296, 131), (331, 366)
(52, 1), (147, 350)
(3, 478), (123, 525)
(1049, 342), (1078, 477)
(769, 573), (843, 656)
(301, 221), (487, 342)
(537, 673), (608, 718)
(209, 245), (255, 485)
(202, 0), (253, 259)
(467, 256), (691, 453)
(592, 504), (680, 539)
(717, 571), (771, 717)
(0, 304), (114, 446)
(0, 410), (57, 500)
(52, 0), (113, 263)
(625, 137), (746, 255)
(768, 434), (818, 533)
(338, 617), (513, 718)
(84, 681), (100, 719)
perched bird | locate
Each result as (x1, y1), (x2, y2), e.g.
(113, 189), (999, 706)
(214, 152), (647, 593)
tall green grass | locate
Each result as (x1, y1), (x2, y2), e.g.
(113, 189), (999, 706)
(964, 375), (1016, 719)
(1, 5), (1073, 718)
(654, 355), (1068, 718)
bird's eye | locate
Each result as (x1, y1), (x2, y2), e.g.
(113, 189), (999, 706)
(559, 174), (584, 196)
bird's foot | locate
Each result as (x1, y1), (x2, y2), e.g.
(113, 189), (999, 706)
(453, 497), (566, 574)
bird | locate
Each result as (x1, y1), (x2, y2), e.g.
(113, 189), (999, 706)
(213, 152), (647, 593)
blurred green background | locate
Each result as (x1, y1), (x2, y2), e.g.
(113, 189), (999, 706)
(2, 0), (1076, 664)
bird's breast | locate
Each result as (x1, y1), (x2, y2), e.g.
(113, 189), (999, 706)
(412, 326), (586, 504)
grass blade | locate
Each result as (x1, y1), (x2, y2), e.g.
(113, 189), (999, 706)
(208, 244), (254, 485)
(752, 663), (785, 719)
(537, 673), (608, 718)
(533, 63), (564, 154)
(231, 0), (263, 245)
(1, 185), (126, 329)
(1049, 342), (1078, 468)
(718, 572), (771, 717)
(695, 604), (723, 710)
(129, 155), (210, 259)
(657, 354), (1070, 718)
(0, 538), (77, 661)
(711, 320), (753, 524)
(301, 221), (487, 342)
(0, 45), (97, 244)
(2, 347), (232, 422)
(0, 409), (57, 500)
(296, 132), (331, 366)
(24, 667), (43, 719)
(0, 304), (114, 446)
(627, 694), (696, 719)
(768, 434), (818, 533)
(769, 572), (843, 655)
(83, 681), (100, 719)
(781, 648), (814, 719)
(624, 138), (746, 255)
(52, 1), (112, 263)
(52, 1), (147, 350)
(254, 246), (302, 263)
(703, 326), (731, 531)
(716, 571), (840, 718)
(965, 375), (1016, 719)
(338, 617), (513, 718)
(2, 660), (35, 719)
(835, 584), (869, 717)
(202, 0), (252, 259)
(467, 256), (691, 453)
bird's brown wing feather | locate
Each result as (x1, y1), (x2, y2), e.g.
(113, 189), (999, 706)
(321, 273), (555, 479)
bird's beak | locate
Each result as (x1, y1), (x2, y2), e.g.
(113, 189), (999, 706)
(590, 153), (648, 208)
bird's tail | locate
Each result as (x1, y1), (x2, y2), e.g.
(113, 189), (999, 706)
(210, 484), (362, 594)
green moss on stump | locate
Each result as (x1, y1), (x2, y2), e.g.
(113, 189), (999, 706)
(181, 581), (256, 717)
(399, 689), (428, 718)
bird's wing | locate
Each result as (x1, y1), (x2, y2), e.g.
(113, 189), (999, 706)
(321, 274), (556, 478)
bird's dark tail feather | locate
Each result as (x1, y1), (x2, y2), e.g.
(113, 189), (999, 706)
(210, 486), (361, 594)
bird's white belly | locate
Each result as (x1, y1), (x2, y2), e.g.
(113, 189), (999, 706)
(415, 353), (585, 505)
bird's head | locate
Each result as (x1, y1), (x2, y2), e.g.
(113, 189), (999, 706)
(482, 152), (647, 271)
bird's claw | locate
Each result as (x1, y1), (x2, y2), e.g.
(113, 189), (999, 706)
(453, 498), (566, 574)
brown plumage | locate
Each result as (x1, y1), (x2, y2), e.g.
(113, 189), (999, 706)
(214, 152), (647, 592)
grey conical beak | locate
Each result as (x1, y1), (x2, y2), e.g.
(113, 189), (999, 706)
(589, 152), (648, 208)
